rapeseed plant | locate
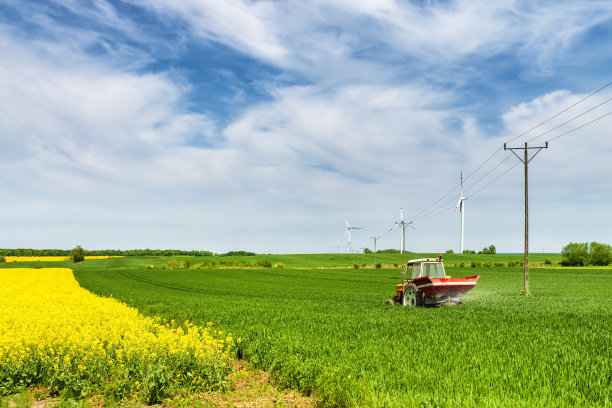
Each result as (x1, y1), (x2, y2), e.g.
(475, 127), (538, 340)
(0, 268), (234, 403)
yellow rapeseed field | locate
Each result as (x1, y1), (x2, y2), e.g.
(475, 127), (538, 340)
(0, 268), (234, 403)
(4, 256), (123, 262)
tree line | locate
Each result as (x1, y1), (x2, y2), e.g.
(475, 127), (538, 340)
(0, 248), (215, 257)
(561, 242), (612, 266)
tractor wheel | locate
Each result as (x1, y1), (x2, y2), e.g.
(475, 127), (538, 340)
(415, 290), (424, 307)
(402, 283), (418, 307)
(385, 299), (395, 305)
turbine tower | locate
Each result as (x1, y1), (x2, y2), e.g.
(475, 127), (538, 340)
(454, 170), (468, 253)
(389, 204), (414, 254)
(343, 217), (362, 254)
(370, 235), (381, 253)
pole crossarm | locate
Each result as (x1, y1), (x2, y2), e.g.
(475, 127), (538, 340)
(504, 142), (548, 163)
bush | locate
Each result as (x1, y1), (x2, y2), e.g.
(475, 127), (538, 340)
(256, 258), (272, 268)
(274, 262), (285, 269)
(375, 263), (382, 269)
(462, 249), (476, 254)
(544, 259), (552, 265)
(165, 260), (178, 269)
(145, 264), (154, 269)
(445, 249), (454, 254)
(0, 256), (5, 262)
(377, 249), (401, 254)
(589, 242), (612, 266)
(70, 246), (85, 263)
(353, 264), (360, 269)
(364, 248), (372, 254)
(561, 242), (589, 266)
(470, 261), (481, 268)
(181, 260), (192, 269)
(459, 262), (465, 267)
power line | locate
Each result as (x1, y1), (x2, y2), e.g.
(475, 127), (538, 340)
(505, 81), (612, 146)
(463, 155), (513, 196)
(468, 162), (520, 198)
(525, 96), (612, 144)
(406, 81), (612, 222)
(547, 109), (612, 143)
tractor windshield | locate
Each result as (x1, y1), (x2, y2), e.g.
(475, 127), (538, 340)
(423, 263), (445, 278)
(411, 263), (420, 279)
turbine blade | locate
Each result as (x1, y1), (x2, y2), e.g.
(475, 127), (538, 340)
(344, 217), (350, 227)
(454, 197), (462, 212)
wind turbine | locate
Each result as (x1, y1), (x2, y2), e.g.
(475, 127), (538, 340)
(343, 217), (362, 254)
(388, 204), (415, 254)
(454, 170), (468, 253)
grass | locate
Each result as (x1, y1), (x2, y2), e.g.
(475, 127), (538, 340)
(63, 256), (611, 407)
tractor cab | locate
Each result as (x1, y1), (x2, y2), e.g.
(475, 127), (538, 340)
(405, 258), (447, 280)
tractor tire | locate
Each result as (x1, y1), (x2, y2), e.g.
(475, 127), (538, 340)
(402, 283), (418, 307)
(385, 299), (395, 305)
(415, 290), (425, 307)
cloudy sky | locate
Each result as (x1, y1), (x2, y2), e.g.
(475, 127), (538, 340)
(1, 0), (612, 254)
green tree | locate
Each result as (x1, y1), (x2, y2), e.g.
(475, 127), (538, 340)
(589, 242), (612, 266)
(488, 245), (496, 255)
(561, 242), (589, 266)
(70, 245), (85, 263)
(364, 248), (372, 254)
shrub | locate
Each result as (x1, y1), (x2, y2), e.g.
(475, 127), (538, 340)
(165, 260), (178, 269)
(561, 242), (589, 266)
(393, 263), (398, 268)
(470, 261), (481, 268)
(181, 260), (193, 269)
(375, 263), (382, 269)
(544, 259), (552, 265)
(589, 242), (612, 266)
(274, 262), (285, 269)
(495, 262), (505, 267)
(145, 264), (154, 269)
(483, 262), (492, 268)
(0, 256), (5, 262)
(353, 264), (360, 269)
(256, 258), (272, 268)
(445, 249), (454, 254)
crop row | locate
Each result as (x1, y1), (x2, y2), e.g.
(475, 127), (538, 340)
(74, 263), (612, 407)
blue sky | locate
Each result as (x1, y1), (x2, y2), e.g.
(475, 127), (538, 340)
(1, 0), (612, 253)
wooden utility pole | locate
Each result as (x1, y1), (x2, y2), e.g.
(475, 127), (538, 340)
(504, 142), (548, 295)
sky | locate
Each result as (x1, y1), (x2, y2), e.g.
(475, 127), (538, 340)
(1, 0), (612, 254)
